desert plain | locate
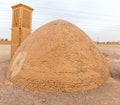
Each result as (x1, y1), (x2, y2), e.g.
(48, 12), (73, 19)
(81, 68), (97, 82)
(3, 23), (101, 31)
(0, 44), (120, 105)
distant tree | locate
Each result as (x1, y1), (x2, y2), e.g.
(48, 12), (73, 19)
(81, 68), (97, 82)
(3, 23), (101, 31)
(5, 38), (8, 41)
(102, 42), (105, 44)
(106, 41), (112, 44)
(106, 41), (109, 44)
(96, 41), (99, 44)
(0, 38), (4, 41)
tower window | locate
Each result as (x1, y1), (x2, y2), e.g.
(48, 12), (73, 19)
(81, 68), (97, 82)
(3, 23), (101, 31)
(13, 9), (19, 27)
(23, 10), (31, 28)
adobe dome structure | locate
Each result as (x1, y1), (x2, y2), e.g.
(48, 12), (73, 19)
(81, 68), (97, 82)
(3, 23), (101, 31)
(7, 20), (110, 93)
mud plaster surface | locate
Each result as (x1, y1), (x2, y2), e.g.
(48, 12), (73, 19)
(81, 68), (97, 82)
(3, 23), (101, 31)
(8, 20), (110, 93)
(0, 45), (120, 105)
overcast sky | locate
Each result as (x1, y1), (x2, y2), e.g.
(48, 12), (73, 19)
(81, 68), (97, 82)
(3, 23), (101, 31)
(0, 0), (120, 42)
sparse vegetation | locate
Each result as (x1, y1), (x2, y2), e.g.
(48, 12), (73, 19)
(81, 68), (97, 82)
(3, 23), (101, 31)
(0, 38), (4, 41)
(5, 38), (8, 41)
(95, 41), (120, 45)
(0, 38), (8, 41)
(0, 38), (11, 44)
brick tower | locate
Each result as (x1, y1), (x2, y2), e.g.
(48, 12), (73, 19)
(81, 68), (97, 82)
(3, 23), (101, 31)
(11, 4), (33, 57)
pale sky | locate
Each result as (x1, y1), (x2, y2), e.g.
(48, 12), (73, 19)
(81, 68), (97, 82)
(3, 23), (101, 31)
(0, 0), (120, 42)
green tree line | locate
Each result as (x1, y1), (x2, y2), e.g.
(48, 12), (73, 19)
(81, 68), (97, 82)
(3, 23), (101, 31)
(0, 38), (8, 41)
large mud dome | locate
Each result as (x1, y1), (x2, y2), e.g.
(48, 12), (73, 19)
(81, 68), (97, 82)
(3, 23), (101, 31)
(7, 20), (110, 93)
(0, 35), (120, 105)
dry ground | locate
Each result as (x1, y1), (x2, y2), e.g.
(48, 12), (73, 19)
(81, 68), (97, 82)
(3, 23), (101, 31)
(98, 44), (120, 81)
(0, 44), (120, 105)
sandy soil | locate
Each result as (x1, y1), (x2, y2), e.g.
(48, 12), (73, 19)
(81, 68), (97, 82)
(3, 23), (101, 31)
(0, 44), (120, 105)
(98, 44), (120, 81)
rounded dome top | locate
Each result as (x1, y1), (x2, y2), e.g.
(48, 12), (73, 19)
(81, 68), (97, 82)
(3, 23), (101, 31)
(7, 19), (110, 93)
